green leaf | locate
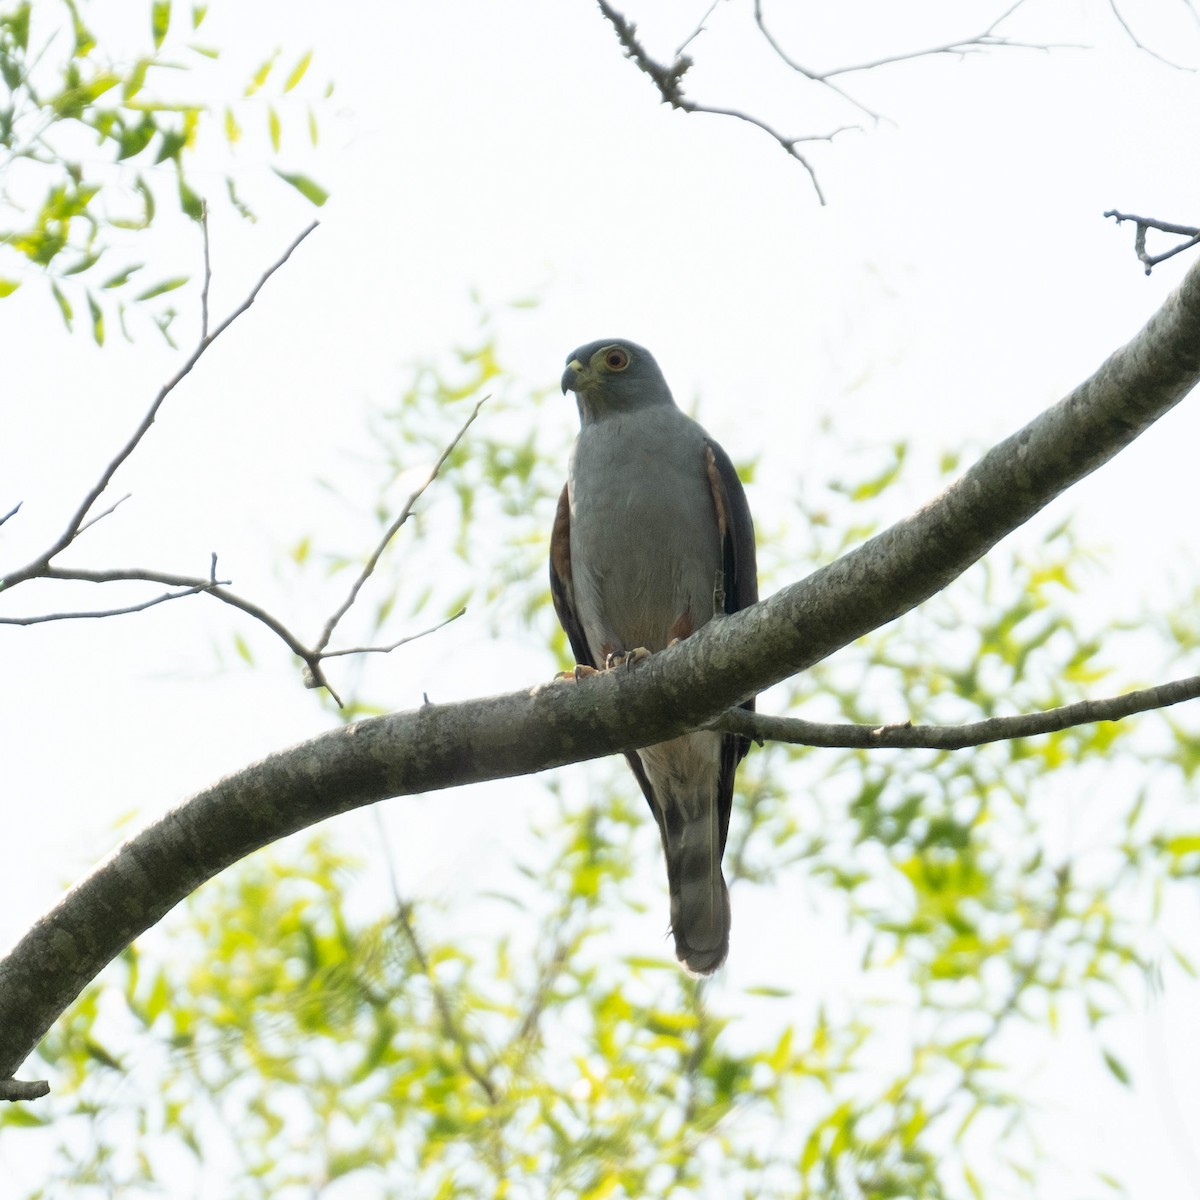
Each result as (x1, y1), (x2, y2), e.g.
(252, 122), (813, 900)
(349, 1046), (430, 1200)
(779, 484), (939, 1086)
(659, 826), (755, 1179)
(178, 177), (203, 221)
(283, 50), (312, 92)
(191, 3), (207, 29)
(9, 3), (31, 52)
(50, 281), (73, 330)
(224, 106), (241, 144)
(134, 277), (188, 301)
(272, 169), (328, 206)
(122, 57), (150, 102)
(117, 115), (156, 160)
(308, 104), (319, 146)
(0, 278), (21, 298)
(151, 0), (171, 49)
(246, 50), (278, 96)
(87, 291), (105, 345)
(101, 264), (143, 289)
(1102, 1049), (1132, 1087)
(1164, 834), (1200, 858)
(267, 104), (281, 152)
(233, 633), (254, 665)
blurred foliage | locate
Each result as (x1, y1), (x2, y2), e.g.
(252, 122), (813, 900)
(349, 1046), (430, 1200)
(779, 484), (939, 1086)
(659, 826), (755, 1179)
(0, 0), (327, 344)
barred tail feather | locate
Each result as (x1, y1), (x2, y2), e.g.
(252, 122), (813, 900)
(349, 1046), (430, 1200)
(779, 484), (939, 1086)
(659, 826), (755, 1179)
(666, 804), (731, 975)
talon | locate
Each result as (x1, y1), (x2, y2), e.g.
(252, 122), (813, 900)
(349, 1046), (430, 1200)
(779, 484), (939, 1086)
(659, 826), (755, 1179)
(553, 664), (602, 683)
(606, 646), (651, 669)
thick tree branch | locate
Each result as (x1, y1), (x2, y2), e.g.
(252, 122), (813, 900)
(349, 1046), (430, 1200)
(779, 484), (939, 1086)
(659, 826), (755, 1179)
(2, 254), (1200, 1087)
(711, 673), (1200, 749)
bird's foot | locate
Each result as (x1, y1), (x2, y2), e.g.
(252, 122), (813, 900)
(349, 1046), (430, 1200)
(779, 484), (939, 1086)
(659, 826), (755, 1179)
(605, 646), (651, 670)
(554, 664), (602, 683)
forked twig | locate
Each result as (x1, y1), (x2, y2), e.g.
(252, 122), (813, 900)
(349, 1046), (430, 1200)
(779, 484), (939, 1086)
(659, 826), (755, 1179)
(1106, 210), (1200, 274)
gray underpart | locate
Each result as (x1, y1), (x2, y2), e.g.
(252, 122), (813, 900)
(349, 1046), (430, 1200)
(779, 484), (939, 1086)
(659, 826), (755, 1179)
(568, 403), (731, 973)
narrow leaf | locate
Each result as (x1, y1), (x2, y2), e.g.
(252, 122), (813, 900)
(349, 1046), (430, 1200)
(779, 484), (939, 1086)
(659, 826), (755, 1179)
(101, 264), (143, 289)
(0, 278), (20, 298)
(151, 0), (170, 50)
(1103, 1049), (1132, 1087)
(283, 50), (312, 92)
(87, 291), (104, 345)
(267, 104), (280, 152)
(245, 50), (278, 96)
(134, 277), (188, 301)
(272, 169), (328, 206)
(50, 281), (73, 330)
(178, 177), (203, 221)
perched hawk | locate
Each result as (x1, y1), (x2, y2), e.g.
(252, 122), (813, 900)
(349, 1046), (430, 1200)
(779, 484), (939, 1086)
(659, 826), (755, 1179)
(550, 339), (758, 974)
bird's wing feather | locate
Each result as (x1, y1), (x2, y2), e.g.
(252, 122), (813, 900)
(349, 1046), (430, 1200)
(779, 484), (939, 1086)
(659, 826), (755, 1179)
(703, 439), (758, 855)
(550, 483), (661, 815)
(549, 483), (596, 669)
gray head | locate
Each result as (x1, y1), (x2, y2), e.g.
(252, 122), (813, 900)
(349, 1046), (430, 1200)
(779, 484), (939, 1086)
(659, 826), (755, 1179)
(561, 339), (676, 424)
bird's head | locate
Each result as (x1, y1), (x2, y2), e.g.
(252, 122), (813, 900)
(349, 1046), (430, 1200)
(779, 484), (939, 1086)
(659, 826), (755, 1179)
(561, 339), (675, 422)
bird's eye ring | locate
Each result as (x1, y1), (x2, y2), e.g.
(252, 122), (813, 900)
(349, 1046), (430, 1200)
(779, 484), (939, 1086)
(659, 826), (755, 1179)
(603, 347), (630, 371)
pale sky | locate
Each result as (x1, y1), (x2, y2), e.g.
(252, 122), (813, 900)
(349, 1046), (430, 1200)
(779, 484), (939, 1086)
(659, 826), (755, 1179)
(5, 0), (1200, 1195)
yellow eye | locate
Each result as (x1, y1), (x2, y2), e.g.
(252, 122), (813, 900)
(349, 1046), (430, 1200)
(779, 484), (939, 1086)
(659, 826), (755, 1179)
(603, 346), (630, 371)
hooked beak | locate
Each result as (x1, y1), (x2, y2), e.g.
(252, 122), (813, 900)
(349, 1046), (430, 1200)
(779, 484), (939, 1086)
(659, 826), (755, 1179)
(561, 358), (586, 395)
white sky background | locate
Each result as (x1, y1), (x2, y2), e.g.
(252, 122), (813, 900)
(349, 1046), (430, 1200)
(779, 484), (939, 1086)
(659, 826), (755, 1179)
(5, 0), (1200, 1195)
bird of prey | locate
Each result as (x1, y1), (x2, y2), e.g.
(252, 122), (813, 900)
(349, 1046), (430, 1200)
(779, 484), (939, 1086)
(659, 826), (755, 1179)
(551, 339), (757, 974)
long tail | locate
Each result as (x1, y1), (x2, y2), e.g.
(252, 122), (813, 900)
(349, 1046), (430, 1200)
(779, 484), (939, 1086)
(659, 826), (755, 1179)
(663, 798), (730, 975)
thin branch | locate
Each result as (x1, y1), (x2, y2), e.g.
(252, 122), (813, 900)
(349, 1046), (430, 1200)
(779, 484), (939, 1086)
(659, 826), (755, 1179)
(1106, 209), (1200, 274)
(0, 502), (21, 529)
(1107, 0), (1196, 70)
(0, 221), (319, 593)
(0, 579), (227, 624)
(595, 0), (830, 202)
(314, 395), (488, 654)
(199, 199), (212, 340)
(74, 492), (131, 537)
(674, 0), (722, 59)
(752, 0), (1068, 120)
(710, 673), (1200, 750)
(35, 563), (317, 664)
(318, 607), (466, 659)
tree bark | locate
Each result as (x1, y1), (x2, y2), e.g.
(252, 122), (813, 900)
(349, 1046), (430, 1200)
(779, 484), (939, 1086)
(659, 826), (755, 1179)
(3, 254), (1200, 1085)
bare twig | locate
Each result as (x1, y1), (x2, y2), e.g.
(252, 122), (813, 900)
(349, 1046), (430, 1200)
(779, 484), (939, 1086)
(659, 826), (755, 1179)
(751, 0), (884, 122)
(0, 580), (227, 623)
(199, 200), (212, 340)
(314, 395), (488, 654)
(710, 673), (1200, 749)
(74, 492), (131, 537)
(1106, 0), (1196, 70)
(1106, 210), (1200, 274)
(674, 0), (722, 58)
(0, 502), (21, 529)
(595, 0), (832, 202)
(0, 221), (319, 593)
(820, 1), (1071, 78)
(319, 607), (466, 659)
